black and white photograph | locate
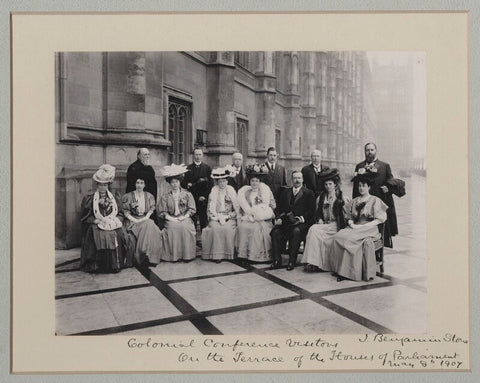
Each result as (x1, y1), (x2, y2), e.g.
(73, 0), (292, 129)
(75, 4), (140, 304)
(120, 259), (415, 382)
(54, 50), (426, 336)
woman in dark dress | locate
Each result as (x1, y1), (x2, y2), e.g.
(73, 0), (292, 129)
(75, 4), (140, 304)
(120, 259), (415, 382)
(122, 177), (163, 266)
(303, 168), (350, 273)
(80, 164), (129, 273)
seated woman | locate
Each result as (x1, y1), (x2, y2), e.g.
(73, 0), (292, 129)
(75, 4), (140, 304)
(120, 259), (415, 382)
(236, 164), (276, 263)
(303, 168), (350, 273)
(157, 164), (197, 262)
(330, 171), (388, 282)
(122, 177), (163, 266)
(80, 164), (128, 273)
(201, 166), (240, 263)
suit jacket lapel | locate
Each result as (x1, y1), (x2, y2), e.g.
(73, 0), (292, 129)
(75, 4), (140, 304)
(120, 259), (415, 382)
(294, 186), (304, 204)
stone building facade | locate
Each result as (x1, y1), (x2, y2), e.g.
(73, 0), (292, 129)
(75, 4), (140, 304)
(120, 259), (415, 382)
(55, 51), (376, 249)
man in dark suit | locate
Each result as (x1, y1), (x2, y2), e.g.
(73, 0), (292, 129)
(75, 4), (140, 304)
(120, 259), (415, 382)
(301, 149), (329, 198)
(227, 152), (247, 191)
(182, 147), (213, 230)
(353, 142), (398, 247)
(270, 170), (315, 271)
(263, 147), (287, 201)
(126, 148), (158, 201)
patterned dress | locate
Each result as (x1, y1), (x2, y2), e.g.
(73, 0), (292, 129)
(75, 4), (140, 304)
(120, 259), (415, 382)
(201, 185), (239, 260)
(157, 188), (197, 261)
(331, 195), (388, 281)
(122, 191), (163, 265)
(80, 191), (128, 273)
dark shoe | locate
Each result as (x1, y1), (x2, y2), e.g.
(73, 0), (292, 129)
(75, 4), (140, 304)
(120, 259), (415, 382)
(270, 261), (281, 270)
(286, 263), (295, 271)
(215, 260), (222, 264)
(337, 276), (346, 282)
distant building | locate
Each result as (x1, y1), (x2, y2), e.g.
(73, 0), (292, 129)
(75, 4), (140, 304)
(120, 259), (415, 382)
(56, 51), (376, 248)
(369, 58), (414, 172)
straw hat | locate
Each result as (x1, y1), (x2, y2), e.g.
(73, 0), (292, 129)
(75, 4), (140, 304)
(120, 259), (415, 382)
(162, 163), (188, 181)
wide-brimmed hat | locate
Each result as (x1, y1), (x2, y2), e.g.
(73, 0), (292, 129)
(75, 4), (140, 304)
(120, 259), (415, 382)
(162, 163), (188, 180)
(211, 166), (231, 180)
(93, 164), (116, 184)
(318, 168), (340, 183)
(245, 163), (269, 179)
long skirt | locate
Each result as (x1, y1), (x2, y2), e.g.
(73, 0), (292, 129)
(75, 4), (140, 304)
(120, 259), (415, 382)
(302, 222), (338, 270)
(161, 218), (197, 262)
(330, 225), (380, 281)
(80, 225), (128, 273)
(201, 220), (237, 260)
(236, 219), (273, 262)
(125, 219), (163, 265)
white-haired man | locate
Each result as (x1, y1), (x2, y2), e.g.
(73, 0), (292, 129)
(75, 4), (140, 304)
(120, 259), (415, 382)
(227, 152), (247, 191)
(126, 148), (158, 201)
(301, 149), (329, 198)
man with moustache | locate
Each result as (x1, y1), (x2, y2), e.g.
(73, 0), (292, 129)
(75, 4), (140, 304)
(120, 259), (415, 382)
(270, 170), (315, 271)
(227, 152), (247, 191)
(263, 147), (287, 202)
(301, 149), (329, 198)
(182, 147), (213, 230)
(353, 142), (398, 247)
(126, 148), (158, 201)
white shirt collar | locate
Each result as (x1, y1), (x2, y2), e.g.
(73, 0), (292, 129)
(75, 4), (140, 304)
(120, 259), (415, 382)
(194, 161), (202, 166)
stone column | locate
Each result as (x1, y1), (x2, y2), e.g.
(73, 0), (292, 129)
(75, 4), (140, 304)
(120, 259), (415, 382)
(300, 51), (316, 158)
(253, 52), (277, 157)
(282, 51), (301, 168)
(327, 52), (337, 167)
(335, 53), (344, 168)
(316, 52), (329, 160)
(205, 51), (236, 158)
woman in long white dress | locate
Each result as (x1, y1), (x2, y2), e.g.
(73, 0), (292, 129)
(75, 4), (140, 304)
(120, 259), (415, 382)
(201, 166), (240, 262)
(302, 168), (350, 272)
(331, 171), (388, 282)
(236, 164), (276, 264)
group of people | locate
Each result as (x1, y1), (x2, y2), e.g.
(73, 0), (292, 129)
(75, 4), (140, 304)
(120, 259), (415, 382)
(80, 143), (402, 282)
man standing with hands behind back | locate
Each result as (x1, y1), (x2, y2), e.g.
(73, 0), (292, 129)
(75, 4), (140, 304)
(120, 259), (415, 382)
(264, 147), (287, 202)
(353, 142), (398, 247)
(301, 149), (329, 198)
(182, 147), (213, 231)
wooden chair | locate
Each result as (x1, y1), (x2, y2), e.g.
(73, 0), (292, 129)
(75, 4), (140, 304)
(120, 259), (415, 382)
(374, 223), (385, 273)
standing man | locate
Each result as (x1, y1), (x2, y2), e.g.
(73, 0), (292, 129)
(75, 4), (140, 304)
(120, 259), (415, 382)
(264, 147), (287, 201)
(126, 148), (158, 201)
(353, 142), (398, 247)
(182, 147), (213, 230)
(270, 171), (315, 271)
(227, 152), (247, 191)
(301, 149), (329, 198)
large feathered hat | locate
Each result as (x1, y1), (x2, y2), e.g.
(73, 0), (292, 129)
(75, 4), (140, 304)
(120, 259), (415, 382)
(93, 164), (116, 184)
